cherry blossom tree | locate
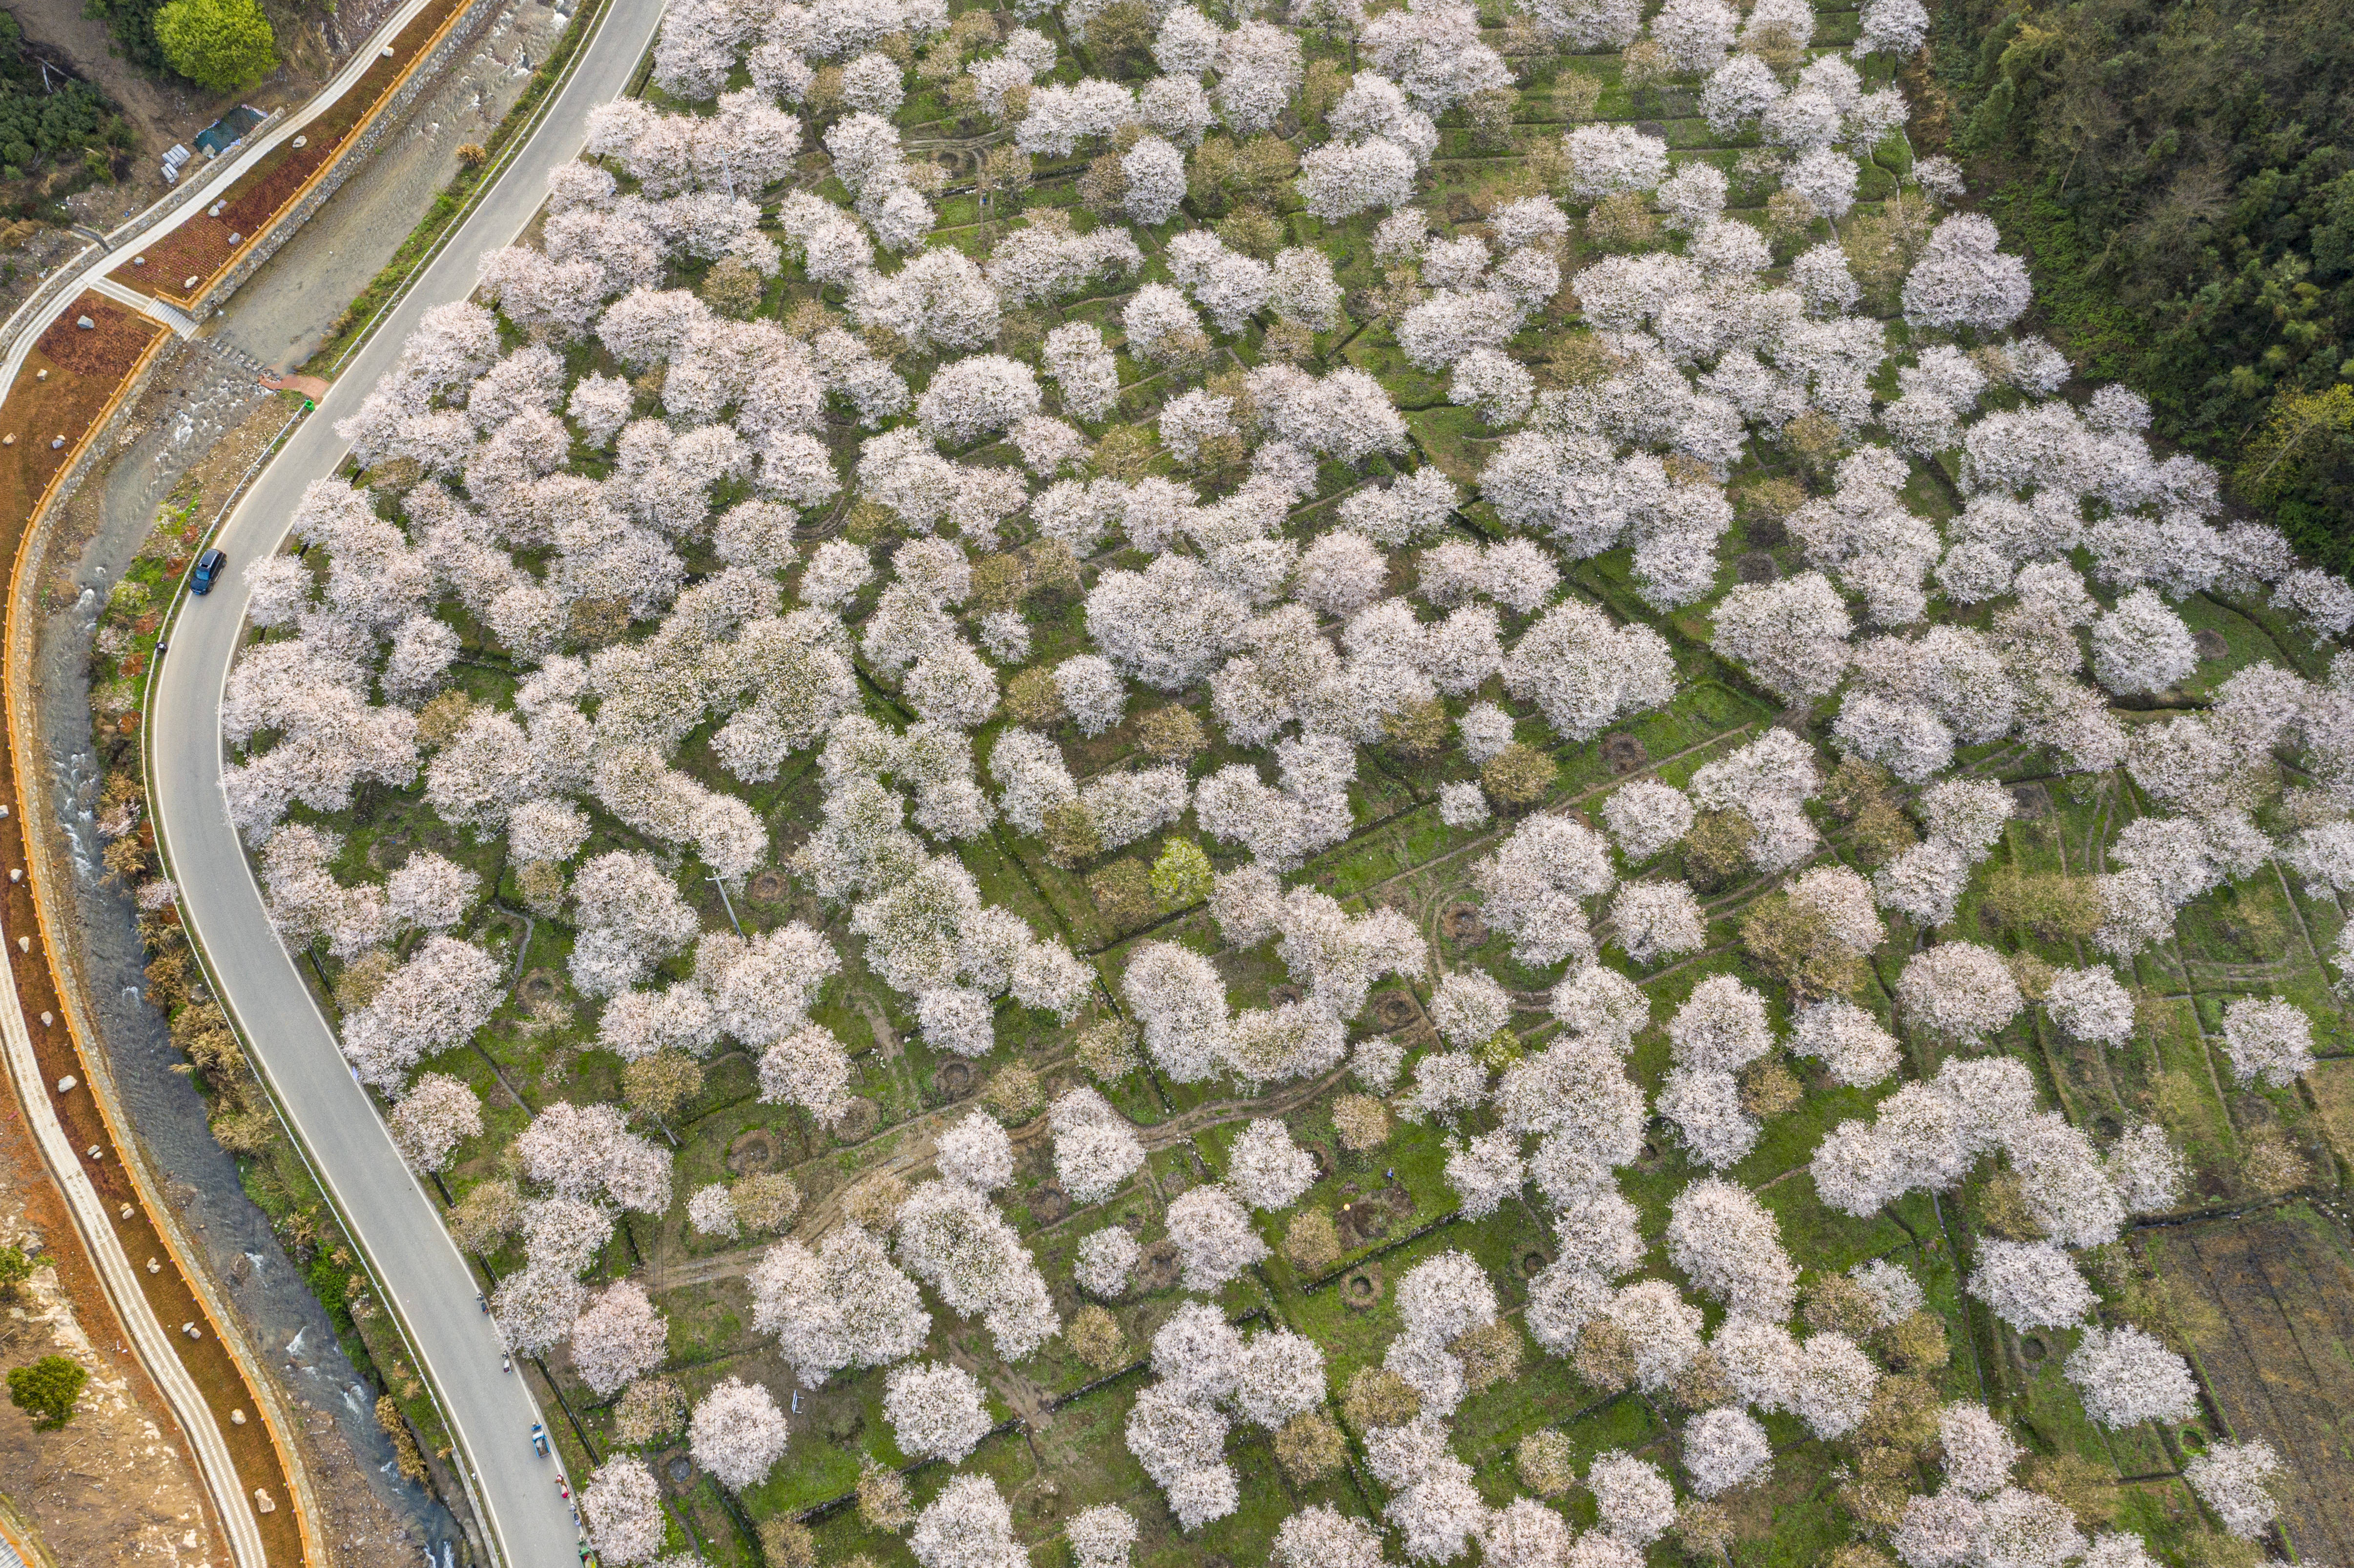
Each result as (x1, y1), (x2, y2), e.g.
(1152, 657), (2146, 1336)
(1430, 969), (1513, 1048)
(1166, 1185), (1270, 1292)
(2043, 966), (2136, 1045)
(1789, 1000), (1901, 1088)
(1076, 1227), (1140, 1297)
(1473, 815), (1616, 967)
(1602, 781), (1693, 862)
(1068, 1506), (1140, 1568)
(1855, 0), (1929, 57)
(1566, 124), (1670, 199)
(571, 1281), (669, 1397)
(1120, 135), (1187, 225)
(752, 1224), (929, 1387)
(1610, 880), (1706, 963)
(1445, 1130), (1527, 1219)
(1366, 1416), (1486, 1561)
(1794, 1332), (1879, 1438)
(388, 1073), (481, 1172)
(1968, 1239), (2094, 1332)
(1901, 214), (2033, 334)
(935, 1110), (1015, 1192)
(2184, 1440), (2281, 1539)
(1051, 1087), (1147, 1202)
(2219, 995), (2314, 1086)
(1684, 1405), (1771, 1497)
(1226, 1119), (1318, 1212)
(909, 1474), (1027, 1568)
(1665, 1176), (1798, 1320)
(341, 936), (502, 1091)
(1274, 1505), (1386, 1568)
(1668, 976), (1776, 1074)
(2065, 1325), (2200, 1429)
(495, 1266), (587, 1355)
(2106, 1123), (2186, 1215)
(581, 1456), (667, 1566)
(885, 1359), (994, 1463)
(1589, 1450), (1675, 1545)
(1711, 573), (1853, 701)
(1939, 1402), (2022, 1497)
(895, 1178), (1059, 1360)
(2090, 589), (2196, 696)
(688, 1377), (790, 1491)
(1896, 942), (2023, 1043)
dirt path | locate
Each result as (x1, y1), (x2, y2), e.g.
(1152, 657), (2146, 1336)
(653, 1059), (1359, 1292)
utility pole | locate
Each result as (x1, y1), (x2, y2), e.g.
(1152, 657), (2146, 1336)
(709, 875), (745, 937)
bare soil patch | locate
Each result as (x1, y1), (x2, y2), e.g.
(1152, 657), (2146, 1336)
(0, 1066), (227, 1565)
(0, 292), (164, 527)
(2149, 1208), (2354, 1563)
(33, 295), (152, 377)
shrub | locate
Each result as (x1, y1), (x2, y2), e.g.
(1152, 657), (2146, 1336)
(1342, 1366), (1420, 1429)
(1274, 1410), (1347, 1481)
(1332, 1094), (1391, 1151)
(1482, 743), (1557, 807)
(1283, 1210), (1342, 1275)
(8, 1355), (85, 1429)
(1516, 1429), (1577, 1494)
(1149, 839), (1213, 909)
(154, 0), (278, 92)
(1088, 859), (1155, 933)
(1134, 705), (1206, 763)
(1067, 1303), (1128, 1371)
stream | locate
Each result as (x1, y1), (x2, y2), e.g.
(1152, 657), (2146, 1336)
(33, 346), (462, 1564)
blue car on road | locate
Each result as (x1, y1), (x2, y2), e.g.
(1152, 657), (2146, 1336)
(190, 548), (226, 595)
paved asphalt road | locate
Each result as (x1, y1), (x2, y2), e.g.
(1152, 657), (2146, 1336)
(149, 3), (666, 1564)
(0, 0), (442, 388)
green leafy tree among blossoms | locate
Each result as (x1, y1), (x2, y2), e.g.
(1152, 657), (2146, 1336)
(154, 0), (279, 94)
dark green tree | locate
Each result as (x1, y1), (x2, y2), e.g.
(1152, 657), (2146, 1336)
(1928, 0), (2354, 563)
(9, 1356), (87, 1430)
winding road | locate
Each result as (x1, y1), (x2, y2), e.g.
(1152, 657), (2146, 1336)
(147, 1), (665, 1563)
(0, 0), (449, 384)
